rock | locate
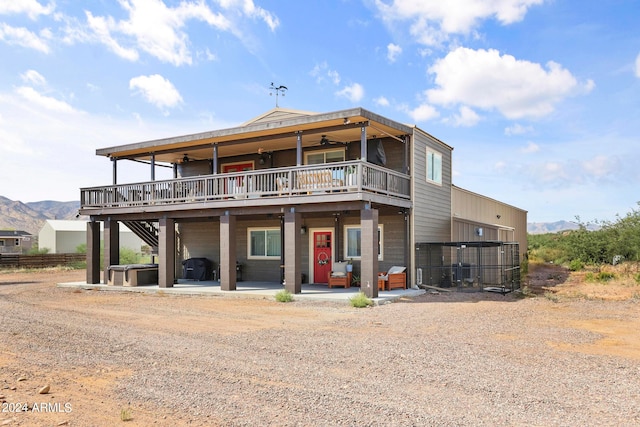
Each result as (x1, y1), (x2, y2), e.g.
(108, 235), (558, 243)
(16, 377), (26, 382)
(38, 385), (50, 394)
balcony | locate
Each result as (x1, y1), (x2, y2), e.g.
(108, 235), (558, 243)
(80, 161), (410, 213)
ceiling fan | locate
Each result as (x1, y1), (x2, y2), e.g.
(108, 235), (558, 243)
(318, 135), (346, 146)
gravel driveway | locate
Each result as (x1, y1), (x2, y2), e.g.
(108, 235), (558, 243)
(1, 269), (639, 426)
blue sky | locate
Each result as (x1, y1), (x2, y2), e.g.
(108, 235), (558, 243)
(0, 0), (638, 223)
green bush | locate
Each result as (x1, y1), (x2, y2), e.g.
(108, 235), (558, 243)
(349, 292), (373, 308)
(528, 202), (640, 266)
(596, 271), (615, 282)
(568, 259), (584, 271)
(275, 289), (293, 302)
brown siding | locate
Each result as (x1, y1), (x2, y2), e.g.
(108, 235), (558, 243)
(411, 129), (452, 243)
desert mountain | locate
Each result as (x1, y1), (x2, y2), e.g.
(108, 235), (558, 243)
(0, 196), (83, 235)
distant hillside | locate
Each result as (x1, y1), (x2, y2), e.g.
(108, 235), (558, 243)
(527, 220), (600, 234)
(0, 196), (84, 235)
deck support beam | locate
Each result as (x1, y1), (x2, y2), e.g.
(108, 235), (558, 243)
(284, 210), (302, 294)
(220, 214), (237, 291)
(360, 208), (379, 298)
(158, 217), (175, 288)
(103, 219), (119, 284)
(86, 221), (101, 284)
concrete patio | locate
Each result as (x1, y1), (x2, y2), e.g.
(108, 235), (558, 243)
(57, 279), (425, 305)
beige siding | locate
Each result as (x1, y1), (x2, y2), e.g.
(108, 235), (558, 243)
(451, 186), (528, 260)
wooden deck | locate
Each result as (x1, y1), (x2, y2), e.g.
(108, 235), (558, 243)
(80, 161), (410, 211)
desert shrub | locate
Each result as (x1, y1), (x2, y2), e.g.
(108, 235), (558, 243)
(275, 289), (293, 302)
(596, 271), (615, 282)
(349, 292), (373, 308)
(568, 259), (584, 271)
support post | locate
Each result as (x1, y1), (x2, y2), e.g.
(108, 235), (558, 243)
(158, 217), (175, 288)
(212, 144), (218, 174)
(86, 221), (100, 284)
(360, 208), (379, 298)
(220, 214), (237, 291)
(284, 210), (302, 294)
(103, 219), (119, 284)
(296, 132), (302, 166)
(360, 125), (367, 160)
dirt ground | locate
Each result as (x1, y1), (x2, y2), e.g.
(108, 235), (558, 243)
(1, 265), (639, 426)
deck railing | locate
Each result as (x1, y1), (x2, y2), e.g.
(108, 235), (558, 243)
(80, 161), (410, 209)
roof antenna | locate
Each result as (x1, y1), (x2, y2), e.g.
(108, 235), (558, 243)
(269, 82), (287, 108)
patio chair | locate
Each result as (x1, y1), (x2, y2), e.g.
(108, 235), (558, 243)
(328, 261), (351, 288)
(378, 266), (407, 291)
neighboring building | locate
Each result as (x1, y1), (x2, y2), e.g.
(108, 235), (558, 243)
(79, 107), (527, 297)
(38, 220), (143, 254)
(0, 230), (33, 254)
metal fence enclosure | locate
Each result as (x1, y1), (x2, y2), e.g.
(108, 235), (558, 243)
(415, 241), (520, 293)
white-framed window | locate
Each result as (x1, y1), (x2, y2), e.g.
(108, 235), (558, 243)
(426, 149), (442, 185)
(305, 148), (345, 165)
(344, 224), (384, 260)
(247, 228), (281, 259)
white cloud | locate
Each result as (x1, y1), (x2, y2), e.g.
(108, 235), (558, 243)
(15, 86), (77, 113)
(374, 96), (390, 107)
(446, 105), (480, 127)
(521, 141), (539, 153)
(426, 47), (594, 119)
(335, 83), (364, 103)
(129, 74), (183, 110)
(505, 123), (533, 136)
(310, 62), (341, 85)
(0, 23), (50, 52)
(374, 0), (544, 46)
(405, 103), (439, 122)
(20, 69), (46, 86)
(635, 52), (640, 78)
(217, 0), (280, 31)
(0, 0), (55, 19)
(582, 155), (619, 179)
(387, 43), (402, 62)
(68, 0), (278, 66)
(83, 11), (139, 62)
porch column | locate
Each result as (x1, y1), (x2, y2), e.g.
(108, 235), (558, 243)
(296, 132), (302, 166)
(220, 214), (237, 291)
(112, 158), (117, 184)
(212, 144), (218, 174)
(86, 221), (100, 284)
(158, 217), (175, 288)
(360, 208), (379, 298)
(284, 210), (302, 294)
(103, 219), (119, 284)
(360, 125), (367, 160)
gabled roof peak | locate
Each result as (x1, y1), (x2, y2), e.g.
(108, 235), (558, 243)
(241, 107), (317, 127)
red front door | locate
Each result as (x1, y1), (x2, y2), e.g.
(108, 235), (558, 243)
(313, 231), (332, 284)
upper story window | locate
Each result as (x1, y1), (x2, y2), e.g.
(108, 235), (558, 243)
(305, 149), (345, 165)
(426, 149), (442, 185)
(247, 228), (281, 259)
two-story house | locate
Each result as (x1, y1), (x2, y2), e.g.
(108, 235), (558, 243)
(79, 107), (526, 297)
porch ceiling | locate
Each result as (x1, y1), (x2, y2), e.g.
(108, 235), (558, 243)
(96, 107), (413, 164)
